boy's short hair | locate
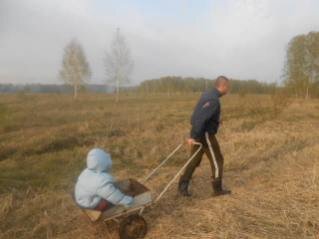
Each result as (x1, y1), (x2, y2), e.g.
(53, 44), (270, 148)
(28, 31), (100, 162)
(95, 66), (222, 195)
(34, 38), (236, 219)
(214, 76), (229, 87)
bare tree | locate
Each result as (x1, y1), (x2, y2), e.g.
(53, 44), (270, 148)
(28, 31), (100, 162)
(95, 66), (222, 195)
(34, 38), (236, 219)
(303, 32), (319, 98)
(284, 31), (319, 98)
(59, 39), (91, 99)
(104, 28), (134, 102)
(284, 35), (308, 98)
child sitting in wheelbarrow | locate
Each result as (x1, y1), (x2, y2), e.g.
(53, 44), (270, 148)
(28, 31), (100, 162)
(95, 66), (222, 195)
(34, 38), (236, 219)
(74, 148), (134, 211)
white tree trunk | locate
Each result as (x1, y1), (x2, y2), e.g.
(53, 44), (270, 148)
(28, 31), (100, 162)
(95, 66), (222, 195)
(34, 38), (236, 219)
(74, 84), (78, 99)
(116, 77), (120, 102)
(305, 85), (309, 99)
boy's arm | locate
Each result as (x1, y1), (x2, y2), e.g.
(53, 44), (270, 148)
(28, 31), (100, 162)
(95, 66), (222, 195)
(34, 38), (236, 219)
(96, 178), (133, 206)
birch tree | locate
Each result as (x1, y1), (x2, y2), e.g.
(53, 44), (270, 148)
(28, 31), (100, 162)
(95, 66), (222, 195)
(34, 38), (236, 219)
(303, 32), (319, 98)
(59, 39), (91, 99)
(284, 35), (308, 97)
(104, 28), (133, 102)
(284, 31), (319, 98)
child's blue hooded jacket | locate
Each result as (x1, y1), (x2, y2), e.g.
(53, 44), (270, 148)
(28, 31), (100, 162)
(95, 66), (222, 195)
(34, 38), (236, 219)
(75, 148), (133, 209)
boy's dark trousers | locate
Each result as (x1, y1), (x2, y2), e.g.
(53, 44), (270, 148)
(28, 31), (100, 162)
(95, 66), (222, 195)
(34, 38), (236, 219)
(179, 133), (224, 193)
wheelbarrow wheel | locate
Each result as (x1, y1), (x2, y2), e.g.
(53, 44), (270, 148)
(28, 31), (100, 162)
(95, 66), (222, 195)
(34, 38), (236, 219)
(119, 214), (147, 239)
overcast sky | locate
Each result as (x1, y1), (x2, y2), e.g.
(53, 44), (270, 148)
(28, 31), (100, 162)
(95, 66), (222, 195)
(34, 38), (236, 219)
(1, 0), (319, 85)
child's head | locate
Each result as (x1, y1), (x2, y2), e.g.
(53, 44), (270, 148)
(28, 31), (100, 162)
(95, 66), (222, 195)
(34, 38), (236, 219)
(86, 148), (112, 173)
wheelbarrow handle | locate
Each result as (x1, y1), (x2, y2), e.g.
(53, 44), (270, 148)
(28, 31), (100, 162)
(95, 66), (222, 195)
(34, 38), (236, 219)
(142, 143), (183, 183)
(154, 142), (202, 203)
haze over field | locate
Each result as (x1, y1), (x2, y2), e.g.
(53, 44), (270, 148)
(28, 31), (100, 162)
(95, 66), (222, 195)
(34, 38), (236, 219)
(2, 2), (319, 238)
(1, 0), (319, 84)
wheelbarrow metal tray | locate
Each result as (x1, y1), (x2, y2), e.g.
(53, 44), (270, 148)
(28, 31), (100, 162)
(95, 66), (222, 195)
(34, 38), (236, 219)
(102, 178), (152, 220)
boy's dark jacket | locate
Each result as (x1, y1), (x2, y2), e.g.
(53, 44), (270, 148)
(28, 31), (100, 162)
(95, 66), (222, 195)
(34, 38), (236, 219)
(190, 88), (221, 140)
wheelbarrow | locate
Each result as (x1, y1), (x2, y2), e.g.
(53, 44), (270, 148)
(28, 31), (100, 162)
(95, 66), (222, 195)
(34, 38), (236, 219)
(81, 142), (202, 239)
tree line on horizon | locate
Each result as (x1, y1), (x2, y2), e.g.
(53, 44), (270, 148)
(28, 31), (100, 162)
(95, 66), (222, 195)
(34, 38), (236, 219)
(134, 76), (276, 95)
(57, 28), (319, 99)
(0, 78), (275, 95)
(2, 31), (318, 98)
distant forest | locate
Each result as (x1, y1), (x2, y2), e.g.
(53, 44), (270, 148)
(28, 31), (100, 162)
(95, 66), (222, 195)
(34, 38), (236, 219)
(0, 77), (276, 95)
(135, 76), (276, 94)
(0, 84), (110, 94)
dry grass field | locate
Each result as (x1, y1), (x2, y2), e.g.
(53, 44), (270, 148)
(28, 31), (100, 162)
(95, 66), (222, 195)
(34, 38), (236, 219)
(0, 92), (319, 239)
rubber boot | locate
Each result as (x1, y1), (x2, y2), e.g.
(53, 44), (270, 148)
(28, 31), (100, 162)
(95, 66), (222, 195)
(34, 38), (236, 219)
(212, 178), (231, 197)
(178, 180), (191, 197)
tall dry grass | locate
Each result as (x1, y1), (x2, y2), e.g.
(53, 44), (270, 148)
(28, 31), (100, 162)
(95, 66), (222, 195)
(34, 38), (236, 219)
(0, 92), (318, 239)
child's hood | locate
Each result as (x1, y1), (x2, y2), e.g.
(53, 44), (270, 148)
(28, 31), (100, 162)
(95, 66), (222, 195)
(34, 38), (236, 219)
(86, 148), (112, 173)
